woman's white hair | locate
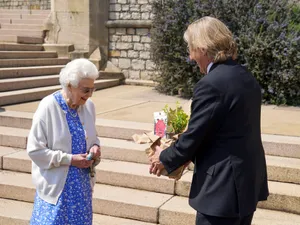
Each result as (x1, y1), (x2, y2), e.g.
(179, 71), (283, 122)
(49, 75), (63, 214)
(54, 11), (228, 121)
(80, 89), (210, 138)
(59, 58), (99, 90)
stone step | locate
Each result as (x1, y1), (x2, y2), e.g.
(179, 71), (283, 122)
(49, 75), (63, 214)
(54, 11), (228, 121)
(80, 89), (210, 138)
(2, 150), (175, 194)
(0, 127), (148, 162)
(0, 9), (50, 15)
(2, 149), (300, 198)
(177, 171), (300, 214)
(0, 23), (43, 30)
(0, 58), (69, 68)
(0, 35), (44, 44)
(0, 74), (60, 92)
(0, 146), (20, 169)
(0, 198), (156, 225)
(0, 170), (172, 223)
(0, 111), (152, 140)
(0, 79), (121, 106)
(4, 148), (300, 189)
(187, 155), (300, 184)
(0, 29), (43, 37)
(0, 51), (57, 59)
(0, 65), (63, 79)
(0, 43), (43, 51)
(0, 171), (300, 225)
(0, 198), (154, 225)
(0, 18), (47, 25)
(0, 111), (299, 158)
(0, 127), (147, 161)
(1, 199), (300, 225)
(159, 196), (300, 225)
(0, 14), (48, 20)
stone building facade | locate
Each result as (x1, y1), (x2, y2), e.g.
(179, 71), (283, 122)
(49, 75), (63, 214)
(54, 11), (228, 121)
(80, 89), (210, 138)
(107, 0), (156, 80)
(0, 0), (50, 9)
(0, 0), (157, 81)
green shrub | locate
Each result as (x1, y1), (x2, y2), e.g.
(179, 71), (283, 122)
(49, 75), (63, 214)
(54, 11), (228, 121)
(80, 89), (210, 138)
(151, 0), (300, 105)
(163, 102), (189, 134)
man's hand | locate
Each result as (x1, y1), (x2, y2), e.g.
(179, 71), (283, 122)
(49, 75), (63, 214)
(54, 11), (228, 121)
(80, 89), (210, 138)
(149, 145), (165, 176)
(71, 154), (94, 168)
(89, 144), (101, 159)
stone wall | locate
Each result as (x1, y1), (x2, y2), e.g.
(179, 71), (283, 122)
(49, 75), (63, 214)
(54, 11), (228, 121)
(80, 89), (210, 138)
(0, 0), (50, 9)
(109, 0), (154, 21)
(108, 0), (156, 80)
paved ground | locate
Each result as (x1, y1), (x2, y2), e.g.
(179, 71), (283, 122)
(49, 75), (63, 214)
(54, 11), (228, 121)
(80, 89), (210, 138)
(2, 85), (300, 137)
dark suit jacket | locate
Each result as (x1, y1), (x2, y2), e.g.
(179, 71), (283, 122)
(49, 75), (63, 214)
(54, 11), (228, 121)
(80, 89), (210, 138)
(160, 59), (269, 218)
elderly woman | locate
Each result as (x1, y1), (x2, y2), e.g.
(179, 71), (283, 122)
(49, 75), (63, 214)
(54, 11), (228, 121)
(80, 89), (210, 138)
(27, 58), (101, 225)
(150, 17), (269, 225)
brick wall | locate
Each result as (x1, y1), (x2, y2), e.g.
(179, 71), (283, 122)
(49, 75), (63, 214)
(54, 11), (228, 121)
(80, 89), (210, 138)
(0, 0), (50, 10)
(108, 0), (157, 80)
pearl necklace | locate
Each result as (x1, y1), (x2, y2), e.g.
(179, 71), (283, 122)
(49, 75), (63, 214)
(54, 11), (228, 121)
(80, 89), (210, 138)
(67, 106), (78, 118)
(62, 91), (78, 118)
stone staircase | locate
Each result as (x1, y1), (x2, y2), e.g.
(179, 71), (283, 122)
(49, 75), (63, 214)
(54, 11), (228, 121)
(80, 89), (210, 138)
(0, 9), (124, 107)
(0, 110), (300, 224)
(0, 9), (49, 43)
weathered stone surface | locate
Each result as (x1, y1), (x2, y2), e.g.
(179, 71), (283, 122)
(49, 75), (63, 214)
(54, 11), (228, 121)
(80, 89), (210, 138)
(127, 28), (135, 35)
(109, 12), (119, 20)
(141, 36), (151, 43)
(146, 60), (155, 70)
(141, 5), (152, 12)
(132, 59), (145, 70)
(120, 12), (131, 19)
(122, 35), (132, 42)
(118, 0), (127, 4)
(122, 4), (130, 11)
(138, 0), (148, 4)
(144, 43), (151, 50)
(134, 43), (144, 51)
(132, 12), (141, 20)
(140, 51), (151, 59)
(109, 50), (121, 57)
(116, 28), (127, 35)
(110, 35), (121, 42)
(109, 28), (116, 34)
(0, 0), (50, 9)
(120, 51), (128, 57)
(129, 70), (140, 79)
(128, 50), (139, 58)
(107, 0), (155, 81)
(116, 42), (133, 50)
(142, 12), (150, 20)
(110, 4), (122, 11)
(130, 4), (140, 11)
(133, 35), (140, 42)
(109, 42), (116, 50)
(136, 28), (149, 35)
(111, 58), (119, 67)
(119, 58), (131, 69)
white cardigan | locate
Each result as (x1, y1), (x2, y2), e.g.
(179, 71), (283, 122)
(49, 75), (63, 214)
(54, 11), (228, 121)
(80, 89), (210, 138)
(27, 92), (100, 205)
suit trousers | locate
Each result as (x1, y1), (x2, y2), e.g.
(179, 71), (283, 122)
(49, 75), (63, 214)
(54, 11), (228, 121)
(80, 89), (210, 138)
(196, 212), (254, 225)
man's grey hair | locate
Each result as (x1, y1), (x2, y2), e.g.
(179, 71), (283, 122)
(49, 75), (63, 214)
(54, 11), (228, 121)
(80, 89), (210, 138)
(59, 58), (99, 90)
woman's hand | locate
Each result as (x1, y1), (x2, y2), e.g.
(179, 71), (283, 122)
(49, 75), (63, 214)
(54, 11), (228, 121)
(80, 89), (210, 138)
(89, 144), (101, 159)
(71, 154), (94, 168)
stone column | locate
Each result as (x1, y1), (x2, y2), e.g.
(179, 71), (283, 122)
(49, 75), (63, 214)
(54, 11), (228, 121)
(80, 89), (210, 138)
(47, 0), (108, 60)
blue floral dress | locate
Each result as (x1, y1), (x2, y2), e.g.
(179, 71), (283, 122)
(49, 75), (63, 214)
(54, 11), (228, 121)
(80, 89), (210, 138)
(30, 91), (93, 225)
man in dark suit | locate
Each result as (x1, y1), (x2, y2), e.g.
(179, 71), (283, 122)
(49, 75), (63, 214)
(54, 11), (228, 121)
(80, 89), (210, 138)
(149, 16), (269, 225)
